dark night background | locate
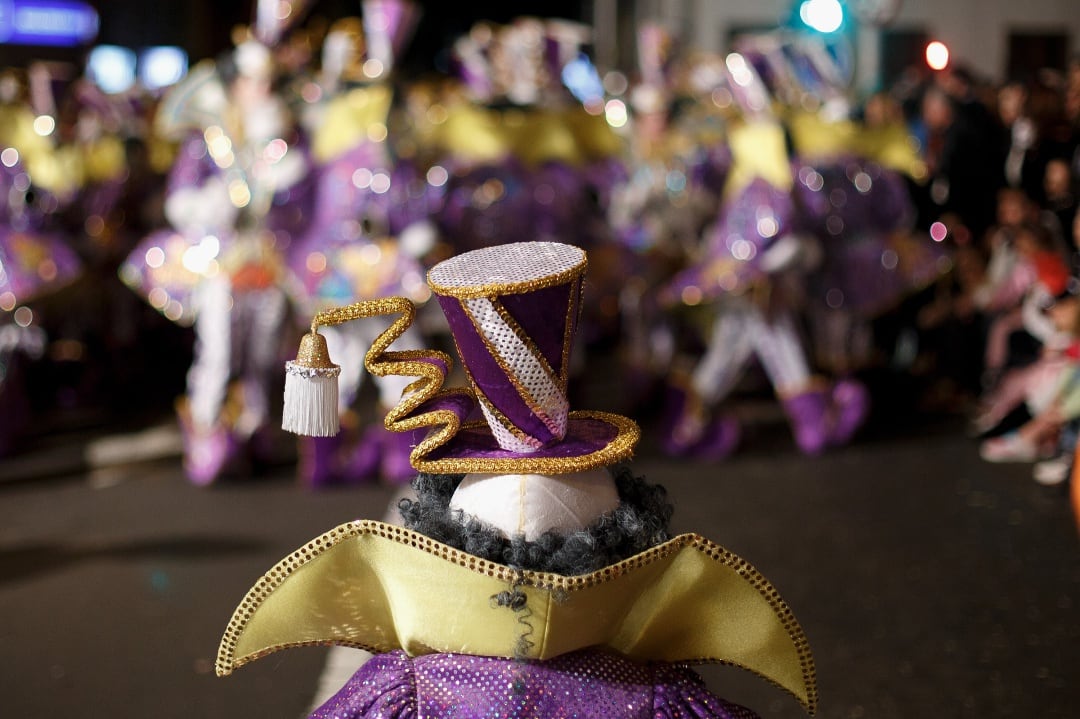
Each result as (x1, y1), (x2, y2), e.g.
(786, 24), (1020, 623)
(1, 1), (592, 72)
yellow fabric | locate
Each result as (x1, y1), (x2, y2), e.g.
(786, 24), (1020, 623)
(26, 144), (83, 199)
(0, 106), (84, 198)
(82, 136), (127, 182)
(787, 112), (927, 180)
(723, 120), (792, 200)
(855, 124), (927, 181)
(217, 520), (816, 713)
(431, 104), (621, 167)
(312, 85), (393, 163)
(147, 135), (179, 174)
(787, 112), (858, 161)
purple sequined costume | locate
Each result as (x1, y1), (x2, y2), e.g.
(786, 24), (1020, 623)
(311, 649), (759, 719)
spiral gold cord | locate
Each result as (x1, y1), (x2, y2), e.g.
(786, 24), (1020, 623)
(310, 297), (474, 470)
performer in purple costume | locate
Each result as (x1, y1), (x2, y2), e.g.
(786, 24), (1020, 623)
(217, 242), (818, 719)
(663, 173), (867, 457)
(418, 18), (627, 347)
(123, 35), (313, 484)
(653, 39), (894, 458)
(287, 3), (431, 488)
(0, 66), (83, 452)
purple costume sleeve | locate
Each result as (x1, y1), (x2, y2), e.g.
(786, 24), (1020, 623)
(309, 649), (760, 719)
(166, 133), (217, 196)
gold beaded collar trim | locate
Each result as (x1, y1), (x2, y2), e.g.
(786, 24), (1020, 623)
(216, 520), (817, 714)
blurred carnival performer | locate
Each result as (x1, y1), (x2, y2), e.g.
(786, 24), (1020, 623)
(286, 1), (433, 487)
(658, 37), (888, 457)
(412, 17), (626, 343)
(0, 69), (83, 454)
(121, 25), (313, 484)
(788, 105), (941, 376)
(607, 29), (732, 405)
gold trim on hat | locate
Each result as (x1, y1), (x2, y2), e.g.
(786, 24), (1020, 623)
(427, 251), (587, 300)
(413, 410), (639, 475)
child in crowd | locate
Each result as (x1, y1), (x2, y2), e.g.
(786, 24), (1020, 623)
(972, 189), (1036, 321)
(980, 285), (1080, 485)
(977, 222), (1069, 396)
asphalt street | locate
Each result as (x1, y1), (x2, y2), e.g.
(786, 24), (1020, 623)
(1, 408), (1078, 718)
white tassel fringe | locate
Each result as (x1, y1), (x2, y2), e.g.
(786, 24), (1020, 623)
(283, 365), (340, 437)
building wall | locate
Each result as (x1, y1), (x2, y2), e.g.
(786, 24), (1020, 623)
(667, 0), (1080, 91)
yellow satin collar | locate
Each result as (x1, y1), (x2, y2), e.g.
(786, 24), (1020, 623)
(724, 120), (793, 200)
(0, 106), (84, 198)
(787, 112), (927, 180)
(216, 520), (817, 714)
(312, 85), (393, 163)
(430, 104), (622, 166)
(82, 136), (126, 182)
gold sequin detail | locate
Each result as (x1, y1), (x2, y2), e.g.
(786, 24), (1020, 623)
(415, 411), (639, 475)
(427, 246), (587, 300)
(293, 331), (336, 370)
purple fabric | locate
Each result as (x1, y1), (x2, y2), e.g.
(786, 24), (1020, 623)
(0, 227), (82, 303)
(285, 141), (423, 306)
(792, 159), (939, 315)
(808, 231), (944, 315)
(119, 229), (199, 318)
(690, 144), (732, 194)
(411, 391), (476, 428)
(437, 295), (560, 445)
(793, 159), (911, 234)
(0, 160), (82, 302)
(310, 649), (760, 719)
(426, 415), (618, 462)
(386, 160), (446, 235)
(663, 178), (794, 302)
(433, 158), (617, 256)
(497, 281), (575, 377)
(167, 134), (219, 196)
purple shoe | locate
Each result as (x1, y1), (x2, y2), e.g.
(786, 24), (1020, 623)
(297, 435), (342, 489)
(659, 385), (740, 459)
(687, 414), (742, 460)
(827, 379), (869, 447)
(782, 390), (829, 456)
(181, 422), (242, 487)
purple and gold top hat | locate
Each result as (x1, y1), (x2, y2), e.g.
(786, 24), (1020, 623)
(283, 241), (639, 476)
